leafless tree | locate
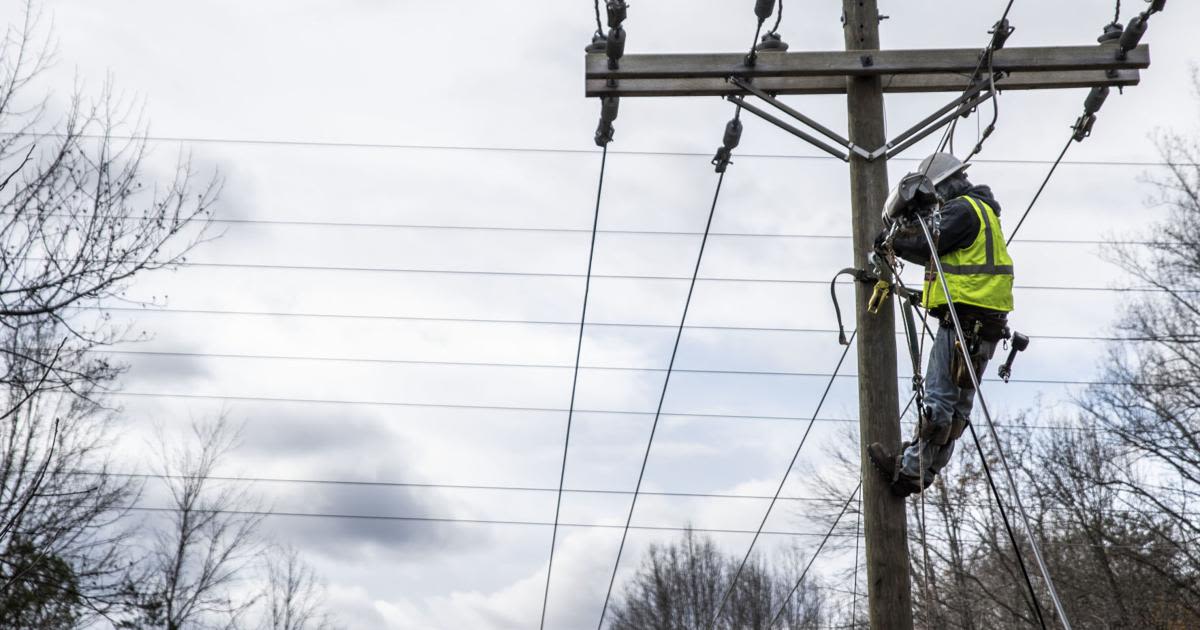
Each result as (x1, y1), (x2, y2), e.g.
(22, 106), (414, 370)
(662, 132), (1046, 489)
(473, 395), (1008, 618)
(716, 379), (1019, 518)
(607, 528), (825, 630)
(119, 417), (263, 630)
(260, 545), (338, 630)
(0, 0), (218, 622)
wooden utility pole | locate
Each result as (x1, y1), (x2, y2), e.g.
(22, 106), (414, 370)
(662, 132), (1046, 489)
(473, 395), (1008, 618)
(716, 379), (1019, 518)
(584, 6), (1152, 628)
(841, 1), (911, 628)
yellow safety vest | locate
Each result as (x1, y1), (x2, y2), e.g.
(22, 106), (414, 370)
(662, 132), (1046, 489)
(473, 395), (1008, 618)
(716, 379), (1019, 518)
(922, 195), (1014, 312)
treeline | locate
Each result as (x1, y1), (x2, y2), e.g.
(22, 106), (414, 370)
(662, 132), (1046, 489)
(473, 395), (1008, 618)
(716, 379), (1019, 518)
(0, 5), (339, 628)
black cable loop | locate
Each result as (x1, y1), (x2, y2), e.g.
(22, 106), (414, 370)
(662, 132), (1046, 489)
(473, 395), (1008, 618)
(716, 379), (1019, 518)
(769, 0), (784, 34)
(538, 144), (608, 630)
(595, 167), (731, 630)
(593, 0), (604, 34)
(706, 332), (858, 628)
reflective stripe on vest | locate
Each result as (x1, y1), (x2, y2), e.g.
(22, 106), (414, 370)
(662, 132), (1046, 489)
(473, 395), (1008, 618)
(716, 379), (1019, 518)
(923, 195), (1015, 312)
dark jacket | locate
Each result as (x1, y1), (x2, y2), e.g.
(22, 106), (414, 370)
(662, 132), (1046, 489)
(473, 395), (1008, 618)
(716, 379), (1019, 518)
(888, 184), (1002, 267)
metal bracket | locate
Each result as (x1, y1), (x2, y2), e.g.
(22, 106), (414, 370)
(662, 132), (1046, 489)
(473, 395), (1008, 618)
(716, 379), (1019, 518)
(875, 82), (996, 161)
(731, 78), (854, 147)
(727, 93), (850, 161)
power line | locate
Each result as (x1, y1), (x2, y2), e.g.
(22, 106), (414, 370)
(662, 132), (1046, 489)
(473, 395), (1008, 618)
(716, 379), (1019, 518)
(4, 130), (1188, 168)
(539, 143), (608, 630)
(596, 165), (730, 630)
(125, 259), (1189, 294)
(27, 212), (1162, 247)
(95, 347), (1157, 387)
(54, 470), (1200, 518)
(1008, 133), (1076, 245)
(81, 306), (1167, 343)
(105, 390), (1126, 433)
(769, 481), (862, 628)
(115, 505), (1173, 552)
(712, 333), (857, 625)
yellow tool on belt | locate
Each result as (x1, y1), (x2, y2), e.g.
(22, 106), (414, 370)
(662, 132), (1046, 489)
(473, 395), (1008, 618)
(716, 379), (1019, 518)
(867, 280), (891, 315)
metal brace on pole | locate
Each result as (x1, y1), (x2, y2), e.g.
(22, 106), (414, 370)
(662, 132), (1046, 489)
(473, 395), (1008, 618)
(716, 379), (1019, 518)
(729, 96), (851, 161)
(730, 77), (872, 159)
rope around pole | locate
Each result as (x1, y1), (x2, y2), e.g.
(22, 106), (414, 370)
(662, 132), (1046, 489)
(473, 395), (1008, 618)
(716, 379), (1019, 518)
(707, 332), (858, 628)
(538, 144), (608, 629)
(595, 169), (729, 630)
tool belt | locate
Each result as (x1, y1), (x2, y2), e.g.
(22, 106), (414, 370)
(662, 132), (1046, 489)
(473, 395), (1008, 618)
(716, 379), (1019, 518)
(936, 309), (1007, 390)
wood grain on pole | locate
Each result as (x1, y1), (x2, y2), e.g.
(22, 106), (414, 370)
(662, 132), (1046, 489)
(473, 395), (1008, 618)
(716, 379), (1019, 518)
(843, 1), (914, 629)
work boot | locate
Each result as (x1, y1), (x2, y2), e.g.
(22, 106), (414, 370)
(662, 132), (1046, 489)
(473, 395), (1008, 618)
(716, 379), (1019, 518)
(867, 442), (901, 481)
(868, 442), (922, 498)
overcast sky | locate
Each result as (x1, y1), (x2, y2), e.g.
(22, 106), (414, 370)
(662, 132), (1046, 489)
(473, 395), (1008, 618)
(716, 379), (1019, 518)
(11, 0), (1200, 627)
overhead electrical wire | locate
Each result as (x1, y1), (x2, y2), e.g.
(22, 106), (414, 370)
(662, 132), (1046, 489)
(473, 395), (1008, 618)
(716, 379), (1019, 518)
(1007, 134), (1076, 245)
(45, 469), (1193, 519)
(74, 306), (1182, 343)
(595, 167), (730, 630)
(92, 348), (1170, 388)
(709, 333), (857, 627)
(538, 144), (608, 630)
(768, 481), (862, 628)
(4, 131), (1186, 168)
(1, 213), (1166, 246)
(59, 259), (1193, 294)
(104, 391), (1137, 435)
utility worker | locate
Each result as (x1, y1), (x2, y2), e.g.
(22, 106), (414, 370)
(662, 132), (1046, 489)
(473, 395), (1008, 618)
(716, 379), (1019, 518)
(867, 152), (1014, 498)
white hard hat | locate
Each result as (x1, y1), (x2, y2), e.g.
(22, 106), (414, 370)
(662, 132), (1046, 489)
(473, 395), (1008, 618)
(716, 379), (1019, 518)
(917, 152), (970, 186)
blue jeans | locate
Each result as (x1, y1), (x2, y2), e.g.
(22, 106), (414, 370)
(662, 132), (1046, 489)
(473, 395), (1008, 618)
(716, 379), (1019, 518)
(899, 322), (995, 481)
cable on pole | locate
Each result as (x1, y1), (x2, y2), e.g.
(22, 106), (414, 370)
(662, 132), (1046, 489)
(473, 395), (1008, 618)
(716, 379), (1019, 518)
(706, 332), (858, 628)
(594, 111), (739, 630)
(1006, 0), (1165, 246)
(767, 481), (862, 628)
(538, 144), (609, 629)
(915, 214), (1071, 630)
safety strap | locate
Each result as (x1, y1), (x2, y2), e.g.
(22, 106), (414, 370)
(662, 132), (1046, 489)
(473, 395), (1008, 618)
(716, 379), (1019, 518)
(829, 267), (875, 346)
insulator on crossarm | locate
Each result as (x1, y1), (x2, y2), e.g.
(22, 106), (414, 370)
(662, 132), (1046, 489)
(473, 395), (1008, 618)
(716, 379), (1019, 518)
(585, 32), (608, 54)
(722, 118), (743, 151)
(712, 118), (743, 173)
(1118, 15), (1148, 56)
(1072, 113), (1097, 143)
(756, 32), (789, 52)
(595, 96), (620, 147)
(1083, 86), (1109, 116)
(606, 26), (626, 70)
(595, 119), (616, 147)
(606, 0), (628, 29)
(988, 18), (1015, 51)
(755, 0), (776, 23)
(1097, 22), (1123, 44)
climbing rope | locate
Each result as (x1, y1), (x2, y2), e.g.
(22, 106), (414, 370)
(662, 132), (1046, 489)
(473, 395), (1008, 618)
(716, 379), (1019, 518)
(538, 145), (608, 630)
(915, 214), (1071, 630)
